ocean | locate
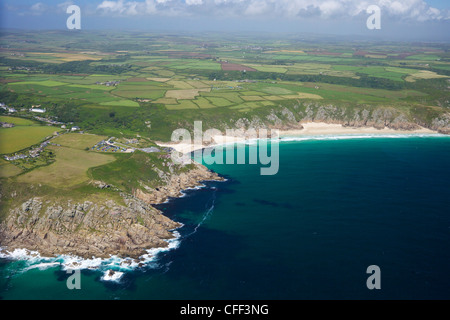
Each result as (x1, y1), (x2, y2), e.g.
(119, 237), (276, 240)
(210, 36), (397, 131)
(1, 135), (450, 300)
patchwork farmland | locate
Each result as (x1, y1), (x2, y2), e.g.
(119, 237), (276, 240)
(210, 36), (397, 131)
(0, 30), (449, 141)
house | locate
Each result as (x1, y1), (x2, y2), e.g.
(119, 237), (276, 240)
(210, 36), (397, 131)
(31, 108), (46, 113)
(141, 147), (161, 153)
(1, 104), (17, 113)
(30, 106), (46, 113)
(0, 103), (15, 113)
(71, 126), (80, 131)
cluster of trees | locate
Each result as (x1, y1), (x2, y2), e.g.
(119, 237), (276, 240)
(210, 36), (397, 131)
(48, 102), (81, 123)
(42, 60), (132, 74)
(0, 89), (19, 104)
(207, 70), (405, 90)
(0, 58), (133, 75)
(0, 88), (39, 109)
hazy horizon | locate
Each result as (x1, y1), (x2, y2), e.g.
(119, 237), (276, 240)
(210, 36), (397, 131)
(1, 0), (449, 42)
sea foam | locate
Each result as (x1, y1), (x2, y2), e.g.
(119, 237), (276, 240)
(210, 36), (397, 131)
(0, 178), (222, 281)
(279, 133), (448, 143)
(0, 229), (182, 282)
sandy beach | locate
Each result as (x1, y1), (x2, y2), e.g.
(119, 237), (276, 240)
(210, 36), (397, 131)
(280, 122), (437, 136)
(158, 134), (249, 155)
(157, 122), (440, 154)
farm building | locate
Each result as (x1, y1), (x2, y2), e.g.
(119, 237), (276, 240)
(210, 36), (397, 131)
(30, 107), (46, 113)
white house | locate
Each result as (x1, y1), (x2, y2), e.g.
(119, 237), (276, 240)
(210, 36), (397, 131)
(30, 108), (46, 113)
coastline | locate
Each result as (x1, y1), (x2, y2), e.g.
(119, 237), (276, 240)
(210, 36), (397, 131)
(280, 122), (437, 136)
(1, 122), (445, 279)
(0, 162), (225, 278)
(157, 122), (443, 155)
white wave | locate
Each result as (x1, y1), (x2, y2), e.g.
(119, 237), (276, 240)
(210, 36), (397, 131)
(0, 228), (183, 277)
(186, 184), (207, 191)
(177, 182), (223, 199)
(24, 262), (61, 271)
(101, 270), (124, 283)
(0, 248), (43, 262)
(140, 231), (182, 263)
(59, 255), (105, 271)
(0, 176), (222, 278)
(279, 133), (448, 142)
(183, 193), (217, 239)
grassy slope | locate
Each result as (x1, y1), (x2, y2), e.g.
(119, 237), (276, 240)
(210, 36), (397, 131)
(0, 126), (58, 154)
(0, 32), (449, 206)
(16, 145), (115, 188)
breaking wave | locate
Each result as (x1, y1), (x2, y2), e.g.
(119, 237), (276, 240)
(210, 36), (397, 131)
(0, 231), (182, 283)
(279, 133), (448, 143)
(0, 181), (224, 282)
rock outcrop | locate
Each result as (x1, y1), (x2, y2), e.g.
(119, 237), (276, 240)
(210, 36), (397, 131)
(0, 162), (222, 259)
(0, 195), (180, 259)
(295, 104), (422, 131)
(231, 104), (435, 133)
(134, 162), (223, 204)
(431, 113), (450, 134)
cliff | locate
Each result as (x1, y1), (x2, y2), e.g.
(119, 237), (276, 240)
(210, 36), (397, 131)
(230, 103), (450, 134)
(0, 162), (222, 259)
(134, 162), (224, 204)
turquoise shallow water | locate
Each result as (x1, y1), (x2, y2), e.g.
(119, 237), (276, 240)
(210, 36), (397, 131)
(1, 136), (450, 300)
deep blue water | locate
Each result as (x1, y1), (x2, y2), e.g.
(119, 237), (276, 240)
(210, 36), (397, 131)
(1, 136), (450, 299)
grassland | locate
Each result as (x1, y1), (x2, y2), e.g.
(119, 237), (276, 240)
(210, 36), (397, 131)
(0, 116), (36, 126)
(89, 152), (163, 192)
(16, 145), (115, 188)
(0, 30), (448, 142)
(0, 30), (449, 262)
(0, 158), (22, 178)
(52, 133), (106, 150)
(0, 120), (59, 154)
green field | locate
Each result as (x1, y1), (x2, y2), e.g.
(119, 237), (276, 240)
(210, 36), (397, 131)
(0, 30), (449, 279)
(52, 133), (106, 150)
(17, 145), (115, 188)
(100, 100), (140, 107)
(0, 125), (58, 154)
(0, 116), (36, 126)
(0, 30), (449, 142)
(0, 158), (22, 178)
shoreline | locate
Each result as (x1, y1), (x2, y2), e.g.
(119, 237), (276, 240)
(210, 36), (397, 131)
(1, 122), (445, 277)
(157, 122), (444, 155)
(0, 173), (227, 279)
(281, 122), (437, 136)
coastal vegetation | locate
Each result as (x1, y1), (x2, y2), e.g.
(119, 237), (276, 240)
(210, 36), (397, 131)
(0, 30), (449, 258)
(0, 117), (58, 154)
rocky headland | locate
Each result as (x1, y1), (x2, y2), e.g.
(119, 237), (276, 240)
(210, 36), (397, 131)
(0, 162), (222, 259)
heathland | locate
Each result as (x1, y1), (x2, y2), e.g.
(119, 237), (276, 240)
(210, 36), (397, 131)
(0, 30), (449, 258)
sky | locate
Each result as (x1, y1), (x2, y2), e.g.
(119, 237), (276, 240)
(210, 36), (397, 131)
(0, 0), (449, 41)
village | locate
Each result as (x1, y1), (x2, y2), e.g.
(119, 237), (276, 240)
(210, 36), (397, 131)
(1, 103), (171, 165)
(91, 137), (166, 154)
(95, 80), (121, 87)
(91, 138), (134, 153)
(3, 138), (58, 162)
